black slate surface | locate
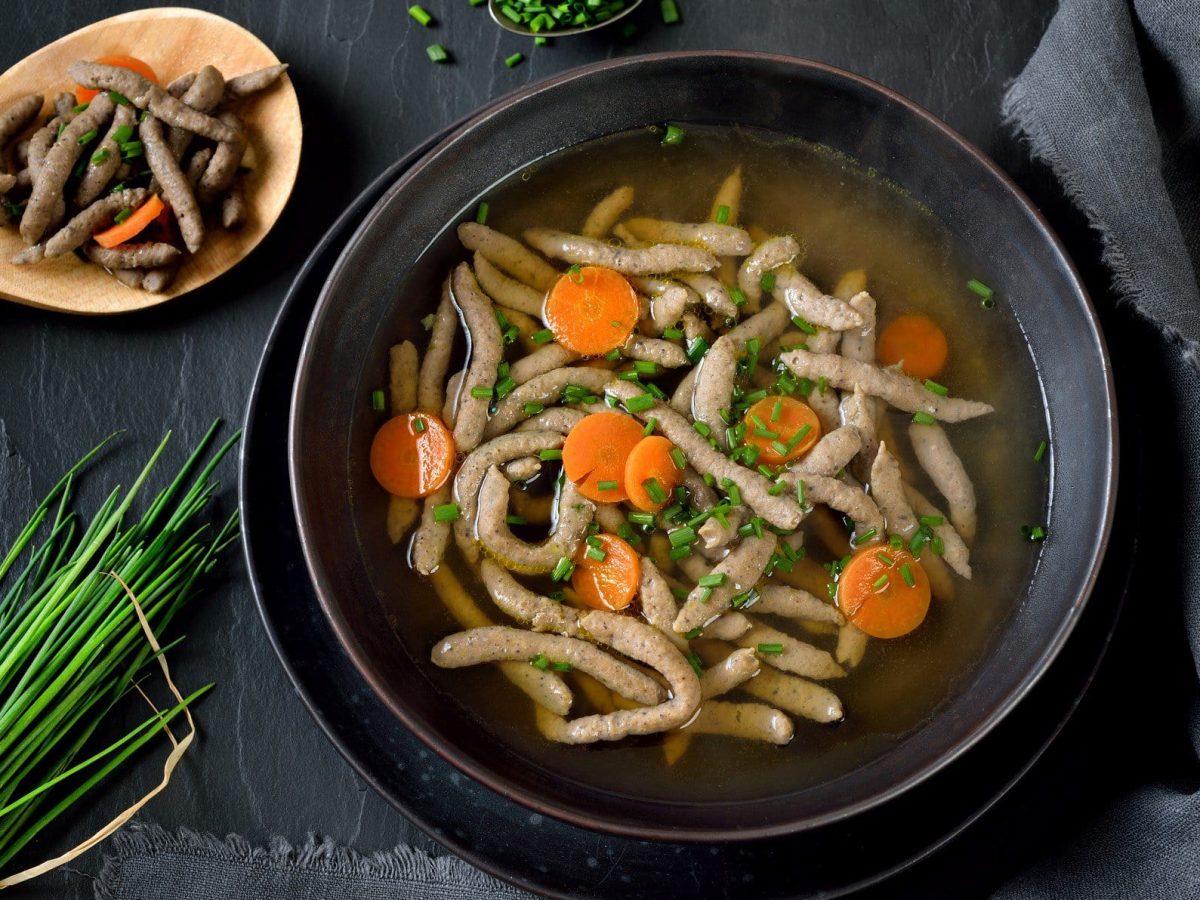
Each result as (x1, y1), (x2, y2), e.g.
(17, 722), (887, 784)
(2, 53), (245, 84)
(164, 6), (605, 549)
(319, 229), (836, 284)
(2, 1), (1166, 897)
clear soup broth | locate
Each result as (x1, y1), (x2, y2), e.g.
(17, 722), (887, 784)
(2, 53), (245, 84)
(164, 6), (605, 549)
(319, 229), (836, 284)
(368, 125), (1049, 803)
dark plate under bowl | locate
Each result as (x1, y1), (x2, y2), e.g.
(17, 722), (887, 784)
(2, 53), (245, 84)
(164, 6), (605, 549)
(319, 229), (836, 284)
(289, 52), (1116, 841)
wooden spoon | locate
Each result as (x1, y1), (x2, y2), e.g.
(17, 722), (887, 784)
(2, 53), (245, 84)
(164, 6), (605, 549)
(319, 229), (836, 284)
(0, 7), (301, 315)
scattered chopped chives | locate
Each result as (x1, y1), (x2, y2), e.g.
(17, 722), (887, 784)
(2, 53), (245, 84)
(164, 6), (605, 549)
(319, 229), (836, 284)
(1022, 524), (1048, 542)
(889, 534), (904, 551)
(113, 207), (133, 225)
(90, 148), (110, 164)
(113, 124), (134, 144)
(506, 515), (528, 525)
(538, 448), (562, 461)
(530, 654), (550, 670)
(692, 421), (712, 438)
(785, 423), (812, 452)
(760, 271), (776, 293)
(661, 124), (686, 146)
(796, 480), (807, 507)
(551, 661), (573, 672)
(551, 556), (575, 581)
(730, 588), (757, 609)
(643, 478), (668, 505)
(931, 534), (945, 556)
(663, 326), (685, 341)
(669, 447), (687, 470)
(790, 315), (816, 335)
(924, 379), (949, 396)
(633, 360), (658, 376)
(900, 564), (916, 587)
(852, 527), (878, 546)
(912, 411), (937, 426)
(685, 627), (703, 640)
(1034, 440), (1048, 462)
(768, 481), (788, 496)
(696, 586), (713, 603)
(469, 386), (493, 399)
(661, 0), (681, 24)
(625, 393), (655, 413)
(108, 90), (131, 106)
(535, 35), (549, 45)
(71, 101), (89, 113)
(730, 288), (747, 307)
(872, 574), (890, 590)
(596, 480), (619, 492)
(642, 417), (658, 436)
(494, 376), (516, 398)
(686, 652), (704, 677)
(698, 573), (726, 588)
(757, 642), (784, 655)
(967, 278), (993, 300)
(523, 402), (545, 416)
(470, 0), (486, 5)
(770, 440), (789, 456)
(771, 398), (783, 422)
(505, 52), (525, 68)
(426, 43), (449, 63)
(628, 511), (655, 527)
(371, 390), (386, 411)
(744, 389), (768, 404)
(433, 503), (461, 522)
(409, 4), (434, 25)
(474, 201), (490, 224)
(413, 417), (427, 433)
(715, 204), (731, 225)
(531, 328), (554, 344)
(876, 552), (896, 567)
(818, 376), (828, 395)
(918, 515), (943, 528)
(668, 545), (692, 560)
(668, 526), (696, 547)
(586, 545), (607, 561)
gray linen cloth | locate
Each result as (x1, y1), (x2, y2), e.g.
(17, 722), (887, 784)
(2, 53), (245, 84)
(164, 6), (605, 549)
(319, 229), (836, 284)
(995, 0), (1200, 894)
(97, 1), (1200, 897)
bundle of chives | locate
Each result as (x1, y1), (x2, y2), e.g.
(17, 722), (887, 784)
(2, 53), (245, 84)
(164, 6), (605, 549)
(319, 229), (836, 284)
(0, 421), (239, 876)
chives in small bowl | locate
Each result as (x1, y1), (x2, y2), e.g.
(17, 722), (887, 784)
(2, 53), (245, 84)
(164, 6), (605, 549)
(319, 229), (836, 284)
(489, 0), (643, 37)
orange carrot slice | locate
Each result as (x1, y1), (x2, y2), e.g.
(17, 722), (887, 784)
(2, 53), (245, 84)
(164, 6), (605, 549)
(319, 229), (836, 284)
(742, 396), (821, 466)
(562, 411), (645, 503)
(543, 265), (639, 356)
(877, 314), (948, 380)
(93, 195), (165, 249)
(369, 412), (456, 498)
(572, 533), (641, 611)
(624, 435), (685, 512)
(837, 546), (931, 639)
(76, 55), (159, 104)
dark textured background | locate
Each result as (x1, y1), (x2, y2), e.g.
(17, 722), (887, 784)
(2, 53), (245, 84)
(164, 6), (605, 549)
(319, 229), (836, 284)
(2, 1), (1186, 897)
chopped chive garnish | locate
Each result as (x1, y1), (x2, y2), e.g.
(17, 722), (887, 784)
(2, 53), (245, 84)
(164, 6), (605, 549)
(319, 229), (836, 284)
(523, 402), (545, 416)
(852, 527), (878, 545)
(685, 627), (703, 640)
(71, 101), (89, 113)
(668, 526), (696, 547)
(768, 481), (788, 496)
(413, 417), (427, 433)
(785, 423), (812, 452)
(889, 534), (904, 551)
(625, 393), (655, 414)
(686, 336), (710, 364)
(469, 386), (493, 399)
(692, 421), (712, 438)
(113, 207), (133, 225)
(900, 564), (916, 587)
(669, 447), (687, 470)
(924, 379), (949, 396)
(113, 124), (134, 144)
(426, 43), (449, 63)
(1034, 440), (1048, 462)
(119, 140), (143, 159)
(409, 4), (433, 25)
(642, 417), (658, 436)
(90, 148), (110, 164)
(668, 545), (692, 560)
(634, 360), (658, 376)
(872, 574), (890, 590)
(912, 411), (937, 426)
(494, 376), (516, 399)
(474, 201), (489, 224)
(730, 287), (747, 306)
(586, 545), (607, 561)
(628, 511), (655, 527)
(530, 654), (550, 670)
(433, 503), (461, 523)
(760, 271), (776, 293)
(662, 326), (685, 341)
(771, 398), (783, 422)
(790, 315), (816, 335)
(506, 515), (528, 525)
(643, 478), (668, 505)
(730, 588), (757, 609)
(696, 586), (713, 603)
(505, 52), (525, 67)
(1022, 524), (1048, 542)
(698, 573), (726, 588)
(531, 328), (554, 344)
(596, 480), (619, 492)
(876, 552), (896, 567)
(796, 480), (807, 507)
(715, 204), (730, 224)
(661, 123), (685, 145)
(967, 278), (993, 300)
(818, 376), (828, 395)
(538, 449), (563, 462)
(108, 90), (131, 106)
(551, 556), (575, 581)
(931, 534), (945, 556)
(552, 661), (573, 672)
(918, 515), (944, 528)
(685, 652), (703, 677)
(587, 534), (603, 548)
(757, 642), (784, 655)
(371, 390), (386, 411)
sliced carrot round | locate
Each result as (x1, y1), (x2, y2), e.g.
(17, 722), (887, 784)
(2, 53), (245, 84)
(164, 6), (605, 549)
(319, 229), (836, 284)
(93, 195), (165, 249)
(878, 314), (948, 380)
(837, 546), (931, 639)
(76, 55), (159, 104)
(543, 265), (639, 356)
(562, 411), (645, 502)
(742, 396), (821, 466)
(572, 533), (641, 611)
(369, 412), (456, 498)
(624, 435), (685, 512)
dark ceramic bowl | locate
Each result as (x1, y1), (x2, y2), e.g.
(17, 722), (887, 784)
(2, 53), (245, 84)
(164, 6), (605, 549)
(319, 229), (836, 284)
(289, 52), (1116, 841)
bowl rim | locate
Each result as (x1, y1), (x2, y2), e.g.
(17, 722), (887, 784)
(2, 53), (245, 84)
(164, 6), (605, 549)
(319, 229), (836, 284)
(288, 50), (1118, 842)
